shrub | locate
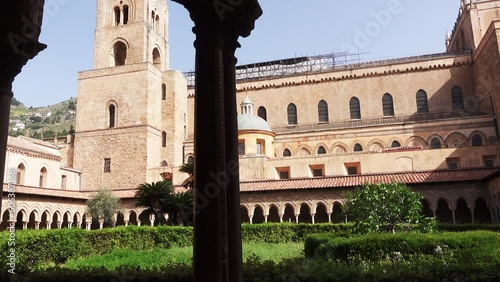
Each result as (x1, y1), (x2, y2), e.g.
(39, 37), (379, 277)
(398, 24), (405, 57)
(304, 230), (500, 264)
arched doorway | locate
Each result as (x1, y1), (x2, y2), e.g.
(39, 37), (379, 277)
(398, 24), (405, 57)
(474, 198), (491, 223)
(27, 211), (37, 229)
(0, 210), (10, 231)
(421, 199), (433, 218)
(252, 206), (265, 224)
(283, 205), (295, 223)
(41, 211), (49, 229)
(455, 199), (471, 224)
(240, 207), (250, 223)
(129, 211), (138, 226)
(267, 205), (280, 223)
(116, 212), (125, 226)
(298, 204), (312, 223)
(332, 202), (344, 223)
(436, 199), (453, 224)
(315, 203), (329, 223)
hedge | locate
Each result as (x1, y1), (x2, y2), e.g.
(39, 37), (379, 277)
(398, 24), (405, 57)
(0, 226), (192, 272)
(0, 223), (352, 272)
(304, 231), (500, 263)
(1, 223), (499, 274)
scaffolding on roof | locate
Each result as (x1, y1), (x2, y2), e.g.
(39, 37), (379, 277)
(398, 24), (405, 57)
(183, 51), (368, 87)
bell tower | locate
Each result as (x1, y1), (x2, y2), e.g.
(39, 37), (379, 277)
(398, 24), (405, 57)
(93, 0), (169, 70)
(74, 0), (187, 191)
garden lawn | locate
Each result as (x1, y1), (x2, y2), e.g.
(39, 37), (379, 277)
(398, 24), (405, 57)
(63, 242), (303, 270)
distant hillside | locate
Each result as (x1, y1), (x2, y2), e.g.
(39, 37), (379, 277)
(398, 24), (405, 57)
(8, 97), (76, 140)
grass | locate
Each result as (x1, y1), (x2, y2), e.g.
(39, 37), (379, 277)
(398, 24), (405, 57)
(64, 243), (303, 270)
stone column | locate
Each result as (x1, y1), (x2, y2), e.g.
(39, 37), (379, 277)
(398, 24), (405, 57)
(137, 220), (141, 227)
(279, 214), (284, 223)
(470, 209), (475, 224)
(249, 215), (253, 224)
(99, 219), (104, 229)
(0, 1), (46, 212)
(124, 219), (129, 227)
(327, 213), (332, 223)
(311, 213), (316, 224)
(34, 221), (40, 230)
(76, 221), (81, 229)
(67, 221), (73, 229)
(295, 214), (299, 223)
(171, 1), (261, 281)
(46, 221), (51, 229)
(451, 210), (456, 224)
(85, 222), (91, 230)
(56, 221), (62, 229)
(22, 221), (27, 229)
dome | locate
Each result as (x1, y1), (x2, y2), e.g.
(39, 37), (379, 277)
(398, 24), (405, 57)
(237, 114), (272, 132)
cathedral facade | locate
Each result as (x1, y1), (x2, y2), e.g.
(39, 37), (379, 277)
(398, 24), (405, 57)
(2, 0), (500, 230)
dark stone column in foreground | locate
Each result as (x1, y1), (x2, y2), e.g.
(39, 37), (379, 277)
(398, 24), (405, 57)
(0, 1), (46, 210)
(172, 1), (262, 281)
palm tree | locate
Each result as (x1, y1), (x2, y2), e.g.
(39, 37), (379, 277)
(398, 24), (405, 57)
(179, 162), (194, 189)
(164, 190), (194, 225)
(135, 180), (172, 225)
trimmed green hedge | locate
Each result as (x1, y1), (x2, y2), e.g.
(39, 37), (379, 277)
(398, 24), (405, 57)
(439, 223), (500, 232)
(304, 231), (500, 263)
(1, 223), (499, 274)
(0, 226), (192, 272)
(0, 223), (351, 272)
(241, 223), (352, 243)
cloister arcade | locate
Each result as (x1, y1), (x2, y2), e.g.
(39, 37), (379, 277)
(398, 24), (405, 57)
(0, 185), (495, 232)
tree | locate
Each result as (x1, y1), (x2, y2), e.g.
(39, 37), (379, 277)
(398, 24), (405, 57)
(344, 182), (435, 234)
(135, 180), (172, 225)
(164, 190), (193, 225)
(179, 162), (194, 189)
(86, 188), (120, 225)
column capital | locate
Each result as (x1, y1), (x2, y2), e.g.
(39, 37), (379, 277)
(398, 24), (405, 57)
(0, 2), (47, 89)
(173, 0), (262, 39)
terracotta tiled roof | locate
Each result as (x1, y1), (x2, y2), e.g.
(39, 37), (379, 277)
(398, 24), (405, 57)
(7, 136), (61, 160)
(4, 168), (499, 198)
(2, 184), (90, 199)
(239, 168), (500, 192)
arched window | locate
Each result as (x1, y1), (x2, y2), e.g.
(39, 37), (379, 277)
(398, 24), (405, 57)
(113, 41), (127, 66)
(39, 167), (47, 188)
(349, 97), (361, 119)
(123, 5), (129, 24)
(16, 163), (25, 185)
(317, 146), (327, 155)
(431, 138), (441, 149)
(391, 141), (401, 148)
(287, 103), (297, 125)
(151, 11), (156, 27)
(416, 90), (429, 113)
(162, 83), (166, 100)
(109, 104), (116, 128)
(152, 48), (161, 67)
(187, 156), (194, 164)
(353, 144), (363, 152)
(114, 7), (121, 25)
(451, 86), (464, 110)
(283, 149), (291, 157)
(318, 100), (329, 123)
(382, 93), (394, 116)
(162, 131), (167, 147)
(257, 106), (267, 121)
(471, 134), (482, 146)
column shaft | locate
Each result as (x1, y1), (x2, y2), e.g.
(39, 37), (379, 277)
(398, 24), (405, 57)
(193, 27), (226, 282)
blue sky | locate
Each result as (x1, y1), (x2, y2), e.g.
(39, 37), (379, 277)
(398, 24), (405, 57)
(12, 0), (460, 107)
